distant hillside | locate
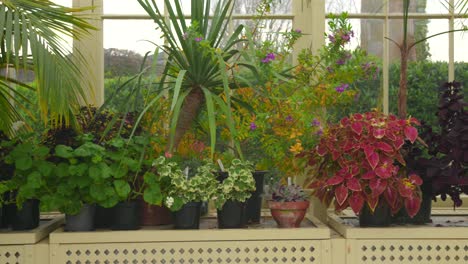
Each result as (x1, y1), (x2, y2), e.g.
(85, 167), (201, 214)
(104, 48), (165, 78)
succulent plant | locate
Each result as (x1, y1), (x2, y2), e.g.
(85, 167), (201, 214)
(270, 184), (309, 202)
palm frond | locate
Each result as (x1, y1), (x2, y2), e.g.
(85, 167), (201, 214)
(0, 0), (95, 134)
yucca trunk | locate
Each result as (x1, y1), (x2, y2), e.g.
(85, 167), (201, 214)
(398, 46), (409, 119)
(169, 87), (205, 152)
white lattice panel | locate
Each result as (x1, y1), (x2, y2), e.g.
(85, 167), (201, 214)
(0, 246), (24, 264)
(55, 241), (323, 264)
(355, 240), (468, 263)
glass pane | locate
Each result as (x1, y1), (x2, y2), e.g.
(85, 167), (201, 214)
(454, 19), (468, 90)
(235, 19), (292, 46)
(389, 19), (449, 127)
(233, 0), (292, 14)
(326, 0), (384, 14)
(390, 0), (447, 14)
(455, 20), (468, 63)
(325, 18), (383, 119)
(53, 0), (71, 7)
(104, 20), (164, 77)
(104, 0), (162, 15)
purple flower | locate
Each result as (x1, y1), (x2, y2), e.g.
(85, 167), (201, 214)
(294, 29), (302, 33)
(328, 34), (336, 43)
(250, 122), (257, 131)
(261, 53), (276, 63)
(182, 32), (188, 40)
(311, 118), (321, 127)
(285, 115), (294, 122)
(341, 33), (351, 42)
(335, 83), (349, 93)
(195, 37), (203, 42)
(326, 66), (334, 73)
(316, 128), (323, 136)
(336, 59), (345, 65)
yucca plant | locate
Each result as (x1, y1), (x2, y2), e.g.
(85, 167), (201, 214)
(0, 0), (95, 136)
(138, 0), (248, 158)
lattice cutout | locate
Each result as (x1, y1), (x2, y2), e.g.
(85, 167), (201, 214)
(357, 240), (468, 263)
(58, 241), (321, 263)
(0, 246), (23, 264)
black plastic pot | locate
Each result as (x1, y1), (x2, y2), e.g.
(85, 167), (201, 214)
(359, 201), (391, 227)
(391, 184), (432, 225)
(217, 200), (246, 229)
(111, 201), (140, 230)
(173, 202), (202, 229)
(94, 205), (114, 229)
(12, 199), (40, 230)
(246, 171), (266, 224)
(65, 204), (96, 232)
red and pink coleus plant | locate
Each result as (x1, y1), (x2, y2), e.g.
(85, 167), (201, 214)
(305, 111), (423, 217)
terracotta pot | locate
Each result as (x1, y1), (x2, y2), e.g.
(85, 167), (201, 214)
(269, 200), (310, 228)
(139, 199), (173, 226)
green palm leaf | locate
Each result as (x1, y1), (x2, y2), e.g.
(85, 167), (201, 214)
(0, 0), (95, 136)
(138, 0), (249, 157)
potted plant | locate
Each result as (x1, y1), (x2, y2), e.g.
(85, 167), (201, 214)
(306, 111), (423, 227)
(39, 135), (115, 231)
(100, 135), (165, 230)
(215, 159), (256, 228)
(268, 183), (310, 228)
(2, 136), (51, 230)
(417, 81), (468, 207)
(155, 157), (217, 229)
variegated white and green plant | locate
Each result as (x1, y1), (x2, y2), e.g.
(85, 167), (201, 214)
(154, 156), (218, 211)
(215, 159), (255, 209)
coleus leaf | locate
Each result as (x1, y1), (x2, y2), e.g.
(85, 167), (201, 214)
(349, 192), (365, 214)
(404, 126), (418, 143)
(346, 177), (362, 191)
(374, 164), (394, 179)
(335, 184), (349, 206)
(362, 170), (376, 179)
(405, 196), (421, 218)
(369, 178), (387, 197)
(316, 144), (328, 156)
(409, 173), (423, 185)
(393, 138), (405, 150)
(373, 128), (385, 139)
(367, 152), (380, 170)
(351, 121), (363, 135)
(375, 142), (393, 153)
(366, 195), (379, 213)
(383, 186), (398, 209)
(327, 176), (344, 186)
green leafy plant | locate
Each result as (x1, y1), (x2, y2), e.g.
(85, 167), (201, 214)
(154, 156), (218, 211)
(102, 135), (165, 206)
(0, 0), (95, 136)
(137, 0), (248, 158)
(39, 136), (111, 214)
(2, 136), (52, 207)
(215, 159), (255, 209)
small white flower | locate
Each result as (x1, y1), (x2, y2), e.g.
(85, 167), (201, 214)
(12, 121), (25, 131)
(165, 196), (174, 208)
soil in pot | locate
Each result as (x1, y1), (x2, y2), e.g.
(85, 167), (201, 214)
(65, 204), (96, 232)
(246, 171), (266, 224)
(111, 200), (140, 230)
(359, 201), (391, 227)
(173, 202), (202, 229)
(140, 199), (173, 226)
(269, 200), (310, 228)
(217, 200), (246, 229)
(11, 199), (40, 230)
(94, 205), (114, 229)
